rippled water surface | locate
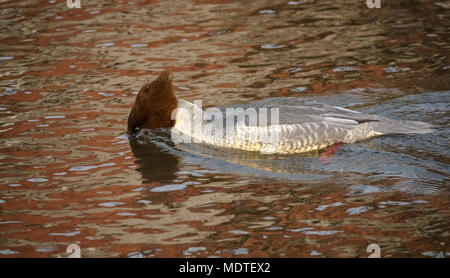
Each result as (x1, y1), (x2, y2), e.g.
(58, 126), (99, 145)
(1, 0), (449, 257)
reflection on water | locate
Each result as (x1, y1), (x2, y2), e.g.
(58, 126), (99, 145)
(0, 0), (449, 257)
(130, 131), (180, 184)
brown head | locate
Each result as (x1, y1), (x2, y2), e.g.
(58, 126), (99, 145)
(127, 71), (178, 134)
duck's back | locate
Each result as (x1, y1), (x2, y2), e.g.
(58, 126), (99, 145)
(211, 97), (435, 154)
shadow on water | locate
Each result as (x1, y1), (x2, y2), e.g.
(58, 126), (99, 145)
(129, 131), (180, 184)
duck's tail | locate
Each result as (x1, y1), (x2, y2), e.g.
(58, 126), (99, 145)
(344, 118), (436, 143)
(370, 119), (437, 135)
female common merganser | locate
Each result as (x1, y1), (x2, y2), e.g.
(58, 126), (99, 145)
(127, 71), (435, 154)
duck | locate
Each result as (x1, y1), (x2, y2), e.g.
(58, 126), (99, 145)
(127, 71), (435, 154)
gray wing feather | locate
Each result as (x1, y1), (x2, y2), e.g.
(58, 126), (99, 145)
(218, 97), (381, 147)
(221, 97), (380, 125)
(217, 97), (434, 152)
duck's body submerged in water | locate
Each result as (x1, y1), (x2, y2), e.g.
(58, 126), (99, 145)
(128, 71), (435, 154)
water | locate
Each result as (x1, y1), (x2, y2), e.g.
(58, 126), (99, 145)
(0, 0), (449, 257)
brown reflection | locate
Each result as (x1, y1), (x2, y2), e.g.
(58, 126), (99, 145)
(128, 133), (180, 184)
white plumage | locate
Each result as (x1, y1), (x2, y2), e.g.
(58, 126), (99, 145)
(172, 97), (435, 154)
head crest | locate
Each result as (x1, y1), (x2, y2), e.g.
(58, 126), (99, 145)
(127, 71), (177, 133)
